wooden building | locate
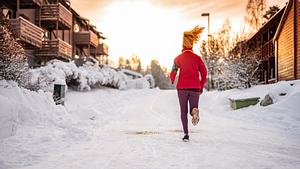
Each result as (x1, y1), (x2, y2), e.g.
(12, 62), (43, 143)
(71, 9), (108, 65)
(236, 0), (300, 83)
(273, 0), (300, 81)
(243, 7), (285, 84)
(0, 0), (109, 67)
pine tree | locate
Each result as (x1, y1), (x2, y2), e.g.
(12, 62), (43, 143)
(0, 13), (28, 84)
(150, 59), (173, 89)
(263, 5), (280, 20)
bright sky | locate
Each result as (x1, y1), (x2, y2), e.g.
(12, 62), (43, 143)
(71, 0), (288, 69)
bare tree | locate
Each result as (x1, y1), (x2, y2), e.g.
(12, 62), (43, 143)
(245, 0), (267, 31)
(200, 19), (233, 89)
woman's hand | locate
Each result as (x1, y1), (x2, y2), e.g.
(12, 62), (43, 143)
(199, 89), (203, 95)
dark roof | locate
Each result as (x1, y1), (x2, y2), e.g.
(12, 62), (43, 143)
(247, 6), (286, 42)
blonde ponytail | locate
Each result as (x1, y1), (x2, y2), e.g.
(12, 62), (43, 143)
(182, 25), (204, 48)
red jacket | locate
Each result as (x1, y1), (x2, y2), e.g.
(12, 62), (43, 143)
(170, 48), (207, 91)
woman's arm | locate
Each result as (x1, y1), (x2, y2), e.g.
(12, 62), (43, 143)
(198, 58), (207, 91)
(170, 60), (179, 84)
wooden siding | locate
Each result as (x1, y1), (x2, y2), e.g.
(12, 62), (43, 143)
(278, 3), (295, 81)
(40, 3), (72, 29)
(9, 17), (43, 48)
(296, 0), (300, 78)
(262, 39), (274, 58)
(73, 31), (98, 47)
(36, 39), (72, 60)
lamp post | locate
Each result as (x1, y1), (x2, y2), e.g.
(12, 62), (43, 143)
(201, 13), (211, 91)
(201, 13), (210, 42)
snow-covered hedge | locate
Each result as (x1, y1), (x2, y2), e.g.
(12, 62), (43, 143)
(25, 60), (150, 92)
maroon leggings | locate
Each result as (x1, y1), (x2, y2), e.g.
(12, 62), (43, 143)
(177, 89), (200, 135)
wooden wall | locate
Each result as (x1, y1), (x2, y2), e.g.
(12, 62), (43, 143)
(278, 2), (295, 81)
(296, 0), (300, 79)
(19, 9), (36, 23)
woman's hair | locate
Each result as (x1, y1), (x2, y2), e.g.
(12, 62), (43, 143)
(182, 25), (204, 48)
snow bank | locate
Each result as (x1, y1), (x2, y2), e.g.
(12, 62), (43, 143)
(267, 80), (300, 103)
(201, 80), (300, 131)
(0, 80), (73, 139)
(0, 80), (98, 167)
(0, 94), (17, 139)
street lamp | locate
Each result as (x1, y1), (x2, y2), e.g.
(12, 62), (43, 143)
(201, 13), (210, 40)
(201, 13), (211, 90)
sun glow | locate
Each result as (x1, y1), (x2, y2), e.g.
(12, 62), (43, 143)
(98, 0), (201, 69)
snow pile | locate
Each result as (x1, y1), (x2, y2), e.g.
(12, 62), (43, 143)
(125, 78), (150, 89)
(0, 80), (151, 168)
(25, 60), (151, 92)
(267, 80), (295, 103)
(268, 80), (300, 110)
(0, 94), (17, 139)
(202, 80), (300, 131)
(120, 69), (151, 89)
(0, 80), (98, 167)
(144, 74), (155, 88)
(228, 92), (259, 100)
(0, 81), (73, 131)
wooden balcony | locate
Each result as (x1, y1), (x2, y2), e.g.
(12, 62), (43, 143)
(91, 43), (109, 56)
(73, 30), (98, 47)
(40, 3), (72, 29)
(9, 17), (43, 48)
(36, 39), (72, 60)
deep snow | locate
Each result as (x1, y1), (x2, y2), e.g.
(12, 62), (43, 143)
(0, 80), (300, 169)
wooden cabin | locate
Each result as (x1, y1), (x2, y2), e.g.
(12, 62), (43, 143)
(273, 0), (300, 81)
(234, 0), (300, 83)
(1, 0), (109, 67)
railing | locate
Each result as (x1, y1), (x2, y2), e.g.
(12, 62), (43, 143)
(9, 17), (43, 48)
(261, 40), (274, 59)
(41, 3), (72, 28)
(73, 30), (99, 47)
(97, 43), (109, 55)
(37, 39), (72, 59)
(33, 0), (43, 6)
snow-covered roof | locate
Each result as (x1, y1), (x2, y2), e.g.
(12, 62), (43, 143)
(121, 69), (143, 78)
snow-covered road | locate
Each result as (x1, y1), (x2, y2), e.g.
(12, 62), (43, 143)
(1, 85), (300, 169)
(16, 88), (300, 169)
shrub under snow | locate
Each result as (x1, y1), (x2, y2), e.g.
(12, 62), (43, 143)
(25, 60), (150, 92)
(0, 14), (28, 84)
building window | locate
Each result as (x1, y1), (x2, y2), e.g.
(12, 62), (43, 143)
(74, 23), (80, 32)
